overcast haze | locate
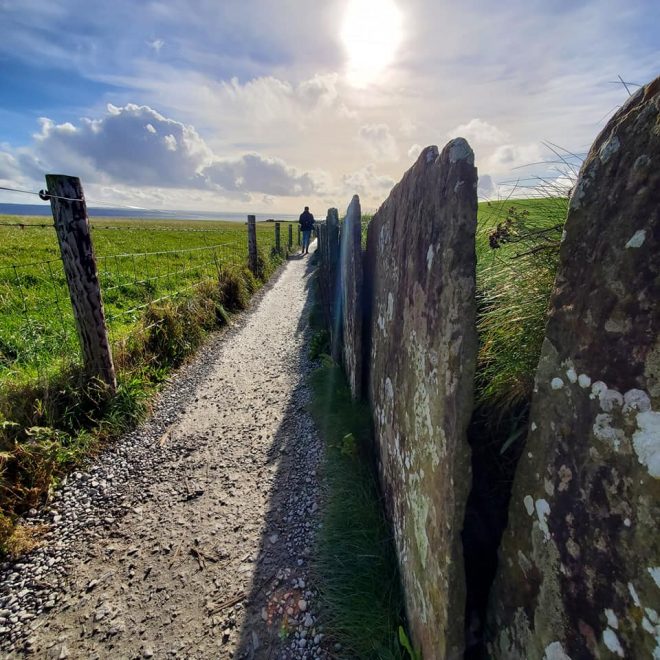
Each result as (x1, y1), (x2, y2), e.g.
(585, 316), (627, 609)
(1, 0), (658, 214)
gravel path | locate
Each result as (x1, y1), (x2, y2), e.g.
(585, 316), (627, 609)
(0, 247), (331, 659)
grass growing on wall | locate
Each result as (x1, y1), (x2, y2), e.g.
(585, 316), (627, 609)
(308, 363), (406, 660)
(305, 264), (406, 659)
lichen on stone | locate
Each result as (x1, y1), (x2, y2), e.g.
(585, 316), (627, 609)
(625, 229), (647, 249)
(632, 409), (660, 478)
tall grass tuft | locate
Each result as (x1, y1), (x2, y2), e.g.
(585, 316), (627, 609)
(475, 197), (567, 413)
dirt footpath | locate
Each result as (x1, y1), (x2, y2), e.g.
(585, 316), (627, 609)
(0, 248), (330, 659)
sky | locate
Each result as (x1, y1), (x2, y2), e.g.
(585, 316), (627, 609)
(0, 0), (658, 215)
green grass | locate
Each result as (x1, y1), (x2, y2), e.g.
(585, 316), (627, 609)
(0, 215), (296, 380)
(0, 214), (295, 553)
(474, 198), (567, 412)
(308, 360), (406, 659)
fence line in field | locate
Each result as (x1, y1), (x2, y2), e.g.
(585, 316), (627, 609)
(0, 174), (300, 387)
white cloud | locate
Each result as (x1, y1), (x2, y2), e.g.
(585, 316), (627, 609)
(447, 118), (508, 146)
(8, 104), (328, 202)
(0, 151), (21, 181)
(204, 153), (322, 197)
(488, 143), (545, 172)
(147, 39), (165, 52)
(139, 72), (346, 134)
(358, 124), (399, 161)
(341, 165), (395, 199)
(477, 174), (496, 199)
(31, 104), (212, 187)
(407, 143), (422, 159)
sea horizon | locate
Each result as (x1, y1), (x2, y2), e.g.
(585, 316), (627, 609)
(0, 202), (297, 222)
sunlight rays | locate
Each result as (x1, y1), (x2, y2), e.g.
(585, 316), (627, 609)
(341, 0), (403, 87)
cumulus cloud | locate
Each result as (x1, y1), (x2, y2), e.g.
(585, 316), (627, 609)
(358, 124), (399, 161)
(147, 39), (165, 52)
(31, 104), (212, 187)
(13, 104), (326, 199)
(0, 151), (21, 181)
(203, 153), (320, 197)
(447, 118), (508, 146)
(407, 143), (422, 160)
(205, 73), (343, 128)
(477, 174), (496, 199)
(341, 165), (395, 198)
(488, 143), (545, 171)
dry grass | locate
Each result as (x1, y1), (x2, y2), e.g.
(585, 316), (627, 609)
(2, 522), (50, 558)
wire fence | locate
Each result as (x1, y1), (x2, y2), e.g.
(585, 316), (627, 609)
(0, 217), (289, 382)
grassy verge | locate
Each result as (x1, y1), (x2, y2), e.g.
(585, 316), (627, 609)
(308, 364), (406, 659)
(306, 266), (406, 658)
(0, 248), (284, 554)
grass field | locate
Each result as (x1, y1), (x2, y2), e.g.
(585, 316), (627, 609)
(0, 215), (299, 381)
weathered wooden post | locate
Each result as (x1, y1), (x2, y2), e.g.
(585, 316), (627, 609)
(288, 223), (293, 250)
(45, 174), (116, 392)
(275, 222), (281, 253)
(247, 215), (258, 274)
(297, 226), (301, 246)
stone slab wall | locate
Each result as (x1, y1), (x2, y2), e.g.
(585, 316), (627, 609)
(340, 195), (363, 400)
(364, 141), (478, 658)
(487, 76), (660, 659)
(326, 208), (341, 361)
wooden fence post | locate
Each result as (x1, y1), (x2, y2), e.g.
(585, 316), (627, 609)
(247, 215), (258, 274)
(288, 224), (293, 250)
(275, 222), (281, 253)
(298, 226), (302, 246)
(45, 174), (117, 392)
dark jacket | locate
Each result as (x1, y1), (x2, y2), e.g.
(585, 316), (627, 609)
(299, 210), (315, 231)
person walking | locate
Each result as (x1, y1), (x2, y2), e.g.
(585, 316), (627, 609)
(298, 206), (315, 255)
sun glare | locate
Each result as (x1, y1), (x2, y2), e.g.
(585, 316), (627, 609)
(341, 0), (403, 87)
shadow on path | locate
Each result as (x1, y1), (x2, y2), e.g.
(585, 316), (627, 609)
(234, 254), (329, 659)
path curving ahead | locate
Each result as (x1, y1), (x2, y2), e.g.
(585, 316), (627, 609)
(0, 246), (330, 659)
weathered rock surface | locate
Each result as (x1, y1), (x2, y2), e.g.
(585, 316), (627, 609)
(340, 195), (363, 400)
(487, 76), (660, 659)
(317, 208), (341, 359)
(325, 208), (341, 360)
(365, 141), (478, 658)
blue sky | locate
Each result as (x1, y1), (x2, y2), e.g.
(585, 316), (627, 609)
(0, 0), (658, 213)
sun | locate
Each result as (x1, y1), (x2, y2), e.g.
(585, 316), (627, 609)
(341, 0), (403, 87)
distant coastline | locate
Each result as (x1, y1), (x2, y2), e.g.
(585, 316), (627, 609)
(0, 203), (295, 223)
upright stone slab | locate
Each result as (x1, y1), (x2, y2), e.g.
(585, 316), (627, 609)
(325, 208), (342, 360)
(341, 195), (363, 400)
(488, 76), (660, 659)
(365, 141), (478, 658)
